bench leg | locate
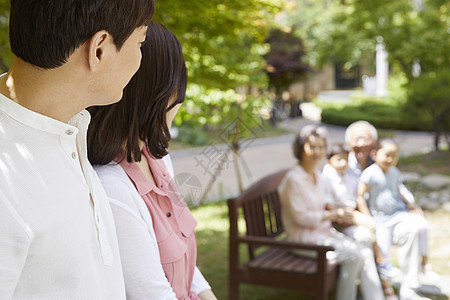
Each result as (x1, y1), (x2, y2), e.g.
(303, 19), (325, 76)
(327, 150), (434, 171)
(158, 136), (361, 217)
(316, 288), (328, 300)
(229, 278), (239, 300)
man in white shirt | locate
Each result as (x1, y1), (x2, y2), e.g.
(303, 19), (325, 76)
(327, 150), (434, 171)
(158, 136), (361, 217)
(0, 1), (154, 299)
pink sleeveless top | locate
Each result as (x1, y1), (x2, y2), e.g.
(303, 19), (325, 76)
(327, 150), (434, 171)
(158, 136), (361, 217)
(119, 148), (200, 300)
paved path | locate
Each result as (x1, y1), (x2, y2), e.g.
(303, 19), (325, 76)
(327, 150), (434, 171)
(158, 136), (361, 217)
(170, 117), (438, 203)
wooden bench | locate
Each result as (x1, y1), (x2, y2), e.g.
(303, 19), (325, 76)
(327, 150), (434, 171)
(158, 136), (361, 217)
(227, 169), (339, 300)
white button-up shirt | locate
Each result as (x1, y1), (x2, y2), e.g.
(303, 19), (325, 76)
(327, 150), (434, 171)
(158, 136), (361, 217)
(0, 93), (126, 299)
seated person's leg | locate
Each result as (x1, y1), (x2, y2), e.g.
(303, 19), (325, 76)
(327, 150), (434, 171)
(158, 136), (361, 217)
(322, 233), (362, 300)
(374, 217), (403, 282)
(391, 213), (421, 288)
(375, 220), (394, 263)
(410, 213), (440, 283)
(353, 211), (384, 263)
(342, 224), (372, 248)
(412, 214), (429, 267)
(357, 245), (385, 300)
(323, 233), (384, 300)
(391, 214), (433, 299)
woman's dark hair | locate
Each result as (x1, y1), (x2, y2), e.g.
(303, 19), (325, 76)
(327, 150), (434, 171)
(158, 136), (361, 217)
(327, 143), (349, 159)
(10, 0), (155, 69)
(88, 21), (187, 165)
(292, 125), (328, 162)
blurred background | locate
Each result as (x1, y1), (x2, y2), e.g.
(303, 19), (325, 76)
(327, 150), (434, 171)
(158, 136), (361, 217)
(1, 1), (447, 298)
(0, 0), (447, 149)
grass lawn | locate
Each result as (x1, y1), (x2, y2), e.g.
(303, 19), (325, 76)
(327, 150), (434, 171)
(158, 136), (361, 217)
(191, 151), (450, 300)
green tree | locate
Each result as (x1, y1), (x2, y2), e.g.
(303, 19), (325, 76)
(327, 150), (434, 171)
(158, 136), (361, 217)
(342, 0), (449, 78)
(287, 0), (376, 69)
(0, 0), (11, 71)
(264, 27), (313, 119)
(154, 1), (285, 132)
(289, 0), (449, 75)
(288, 0), (449, 147)
(405, 70), (450, 150)
(331, 0), (449, 147)
(155, 1), (283, 90)
(264, 28), (312, 99)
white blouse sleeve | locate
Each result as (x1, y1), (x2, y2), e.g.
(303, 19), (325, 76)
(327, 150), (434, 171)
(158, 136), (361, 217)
(191, 266), (212, 295)
(95, 165), (177, 300)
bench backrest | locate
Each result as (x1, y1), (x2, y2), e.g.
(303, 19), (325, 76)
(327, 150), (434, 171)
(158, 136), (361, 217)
(228, 168), (289, 259)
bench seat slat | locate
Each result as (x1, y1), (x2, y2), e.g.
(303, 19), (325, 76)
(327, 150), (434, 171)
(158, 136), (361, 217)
(247, 248), (319, 274)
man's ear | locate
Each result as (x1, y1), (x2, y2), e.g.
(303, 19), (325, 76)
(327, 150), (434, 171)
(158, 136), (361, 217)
(87, 30), (111, 72)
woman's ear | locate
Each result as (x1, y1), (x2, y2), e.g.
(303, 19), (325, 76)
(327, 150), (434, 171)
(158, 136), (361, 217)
(87, 30), (110, 72)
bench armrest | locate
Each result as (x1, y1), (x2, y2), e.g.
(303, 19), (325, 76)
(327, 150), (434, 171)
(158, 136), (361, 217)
(236, 235), (335, 253)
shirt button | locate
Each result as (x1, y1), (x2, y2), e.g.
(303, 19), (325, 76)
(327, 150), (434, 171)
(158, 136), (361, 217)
(65, 129), (74, 135)
(71, 152), (77, 159)
(160, 184), (164, 188)
(166, 212), (171, 218)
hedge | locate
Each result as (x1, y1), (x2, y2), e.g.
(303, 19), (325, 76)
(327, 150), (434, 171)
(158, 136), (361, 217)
(319, 101), (434, 131)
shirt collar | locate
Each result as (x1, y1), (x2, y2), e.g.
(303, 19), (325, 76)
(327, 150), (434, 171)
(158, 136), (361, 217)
(118, 148), (171, 197)
(0, 91), (89, 136)
(348, 152), (374, 175)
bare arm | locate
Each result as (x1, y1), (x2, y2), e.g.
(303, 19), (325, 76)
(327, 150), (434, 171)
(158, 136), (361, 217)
(399, 184), (424, 216)
(198, 289), (218, 300)
(356, 182), (372, 216)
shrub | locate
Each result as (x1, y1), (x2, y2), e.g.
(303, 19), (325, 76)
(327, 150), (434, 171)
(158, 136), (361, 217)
(320, 101), (433, 131)
(176, 125), (210, 146)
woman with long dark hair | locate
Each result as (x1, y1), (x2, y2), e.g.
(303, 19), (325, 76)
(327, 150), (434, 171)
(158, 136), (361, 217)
(88, 21), (217, 300)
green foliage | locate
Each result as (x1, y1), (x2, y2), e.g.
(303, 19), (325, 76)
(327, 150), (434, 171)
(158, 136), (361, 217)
(349, 0), (449, 77)
(318, 68), (449, 137)
(154, 0), (284, 90)
(318, 99), (433, 131)
(173, 83), (273, 144)
(152, 1), (286, 144)
(288, 0), (376, 68)
(176, 125), (210, 146)
(0, 0), (11, 71)
(289, 0), (448, 145)
(406, 70), (450, 119)
(404, 69), (450, 149)
(298, 0), (450, 76)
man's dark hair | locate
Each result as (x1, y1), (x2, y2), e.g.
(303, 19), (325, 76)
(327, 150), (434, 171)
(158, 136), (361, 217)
(327, 143), (349, 159)
(292, 125), (328, 162)
(10, 0), (155, 69)
(88, 21), (187, 165)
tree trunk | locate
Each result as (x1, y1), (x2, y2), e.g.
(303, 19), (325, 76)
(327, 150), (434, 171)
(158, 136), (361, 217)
(433, 115), (442, 151)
